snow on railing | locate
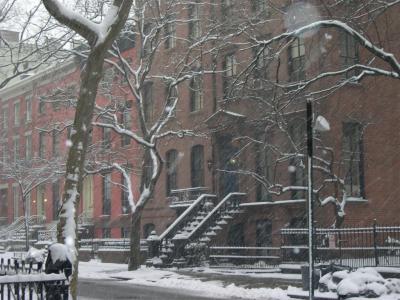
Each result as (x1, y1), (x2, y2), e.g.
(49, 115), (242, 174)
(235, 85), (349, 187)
(0, 215), (46, 240)
(159, 193), (217, 241)
(187, 192), (246, 242)
(79, 238), (148, 251)
(167, 187), (210, 207)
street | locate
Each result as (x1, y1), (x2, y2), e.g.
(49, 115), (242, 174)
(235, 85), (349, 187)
(78, 278), (230, 300)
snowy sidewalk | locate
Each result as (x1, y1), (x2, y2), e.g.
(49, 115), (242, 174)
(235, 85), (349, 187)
(79, 260), (292, 299)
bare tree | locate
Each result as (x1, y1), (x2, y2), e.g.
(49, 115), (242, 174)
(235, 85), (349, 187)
(213, 0), (400, 227)
(0, 146), (64, 250)
(41, 0), (133, 297)
(90, 0), (225, 270)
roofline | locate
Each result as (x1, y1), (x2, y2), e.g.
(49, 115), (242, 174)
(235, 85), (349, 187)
(0, 57), (79, 101)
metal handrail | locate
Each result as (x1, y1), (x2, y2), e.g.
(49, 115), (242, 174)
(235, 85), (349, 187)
(186, 192), (245, 241)
(159, 194), (216, 241)
(0, 215), (46, 239)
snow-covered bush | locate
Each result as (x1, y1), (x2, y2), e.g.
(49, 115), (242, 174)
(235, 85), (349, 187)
(319, 267), (400, 298)
(26, 247), (47, 263)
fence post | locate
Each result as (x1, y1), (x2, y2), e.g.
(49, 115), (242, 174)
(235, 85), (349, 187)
(373, 219), (379, 266)
(338, 228), (342, 266)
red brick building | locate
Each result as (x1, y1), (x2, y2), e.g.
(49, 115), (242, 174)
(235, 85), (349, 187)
(0, 1), (399, 254)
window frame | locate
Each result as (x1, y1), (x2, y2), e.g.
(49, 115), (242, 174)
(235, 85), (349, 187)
(102, 173), (112, 215)
(191, 145), (205, 188)
(166, 149), (178, 196)
(288, 37), (306, 82)
(342, 122), (365, 198)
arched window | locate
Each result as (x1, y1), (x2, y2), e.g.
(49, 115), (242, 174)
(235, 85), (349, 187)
(143, 223), (155, 239)
(191, 145), (204, 188)
(166, 149), (178, 196)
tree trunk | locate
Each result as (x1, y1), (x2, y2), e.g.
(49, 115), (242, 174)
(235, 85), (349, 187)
(128, 206), (144, 270)
(23, 196), (30, 251)
(57, 48), (105, 300)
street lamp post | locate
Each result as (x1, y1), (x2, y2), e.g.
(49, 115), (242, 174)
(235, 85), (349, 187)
(306, 98), (315, 300)
(306, 98), (330, 300)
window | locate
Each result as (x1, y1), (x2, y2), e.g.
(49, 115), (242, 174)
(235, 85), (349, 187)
(14, 101), (20, 126)
(165, 19), (176, 49)
(256, 146), (272, 202)
(165, 85), (177, 117)
(143, 23), (153, 56)
(25, 97), (32, 123)
(116, 29), (135, 51)
(26, 192), (31, 218)
(143, 223), (155, 239)
(188, 2), (201, 40)
(1, 144), (7, 163)
(102, 173), (112, 215)
(142, 150), (153, 191)
(121, 227), (129, 238)
(121, 174), (130, 214)
(13, 136), (19, 161)
(254, 44), (269, 79)
(251, 0), (268, 14)
(52, 130), (60, 157)
(289, 120), (306, 199)
(121, 101), (132, 146)
(38, 97), (46, 114)
(13, 185), (19, 220)
(223, 54), (237, 98)
(143, 81), (154, 123)
(189, 76), (203, 112)
(288, 37), (305, 82)
(343, 122), (364, 198)
(102, 228), (111, 238)
(191, 145), (204, 188)
(36, 185), (45, 216)
(256, 219), (272, 255)
(166, 149), (178, 196)
(25, 133), (32, 160)
(39, 132), (46, 158)
(340, 32), (359, 78)
(0, 188), (8, 221)
(52, 181), (60, 220)
(2, 106), (8, 129)
(102, 127), (112, 149)
(222, 0), (233, 21)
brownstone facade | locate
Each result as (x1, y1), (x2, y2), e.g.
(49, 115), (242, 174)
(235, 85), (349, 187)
(0, 1), (399, 251)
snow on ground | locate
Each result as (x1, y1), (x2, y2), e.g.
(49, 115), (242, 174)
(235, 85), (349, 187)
(186, 266), (302, 280)
(79, 259), (127, 279)
(79, 261), (290, 299)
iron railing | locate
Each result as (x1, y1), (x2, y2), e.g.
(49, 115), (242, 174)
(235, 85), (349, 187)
(281, 223), (400, 268)
(168, 187), (210, 207)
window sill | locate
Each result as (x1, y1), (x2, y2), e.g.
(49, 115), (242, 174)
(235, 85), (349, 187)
(99, 214), (110, 218)
(189, 109), (203, 115)
(346, 197), (368, 203)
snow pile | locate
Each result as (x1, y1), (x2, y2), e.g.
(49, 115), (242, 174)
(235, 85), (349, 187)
(26, 247), (47, 263)
(319, 267), (400, 298)
(49, 243), (72, 263)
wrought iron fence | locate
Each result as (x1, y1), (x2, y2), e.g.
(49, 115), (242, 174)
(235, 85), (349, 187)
(0, 256), (69, 300)
(208, 246), (281, 269)
(281, 223), (400, 268)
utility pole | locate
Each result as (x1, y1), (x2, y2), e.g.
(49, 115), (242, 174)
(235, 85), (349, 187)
(306, 98), (315, 300)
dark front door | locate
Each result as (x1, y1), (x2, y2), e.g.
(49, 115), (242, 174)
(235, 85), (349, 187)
(218, 135), (239, 196)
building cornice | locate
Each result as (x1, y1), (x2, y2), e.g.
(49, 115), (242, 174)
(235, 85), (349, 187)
(0, 58), (79, 101)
